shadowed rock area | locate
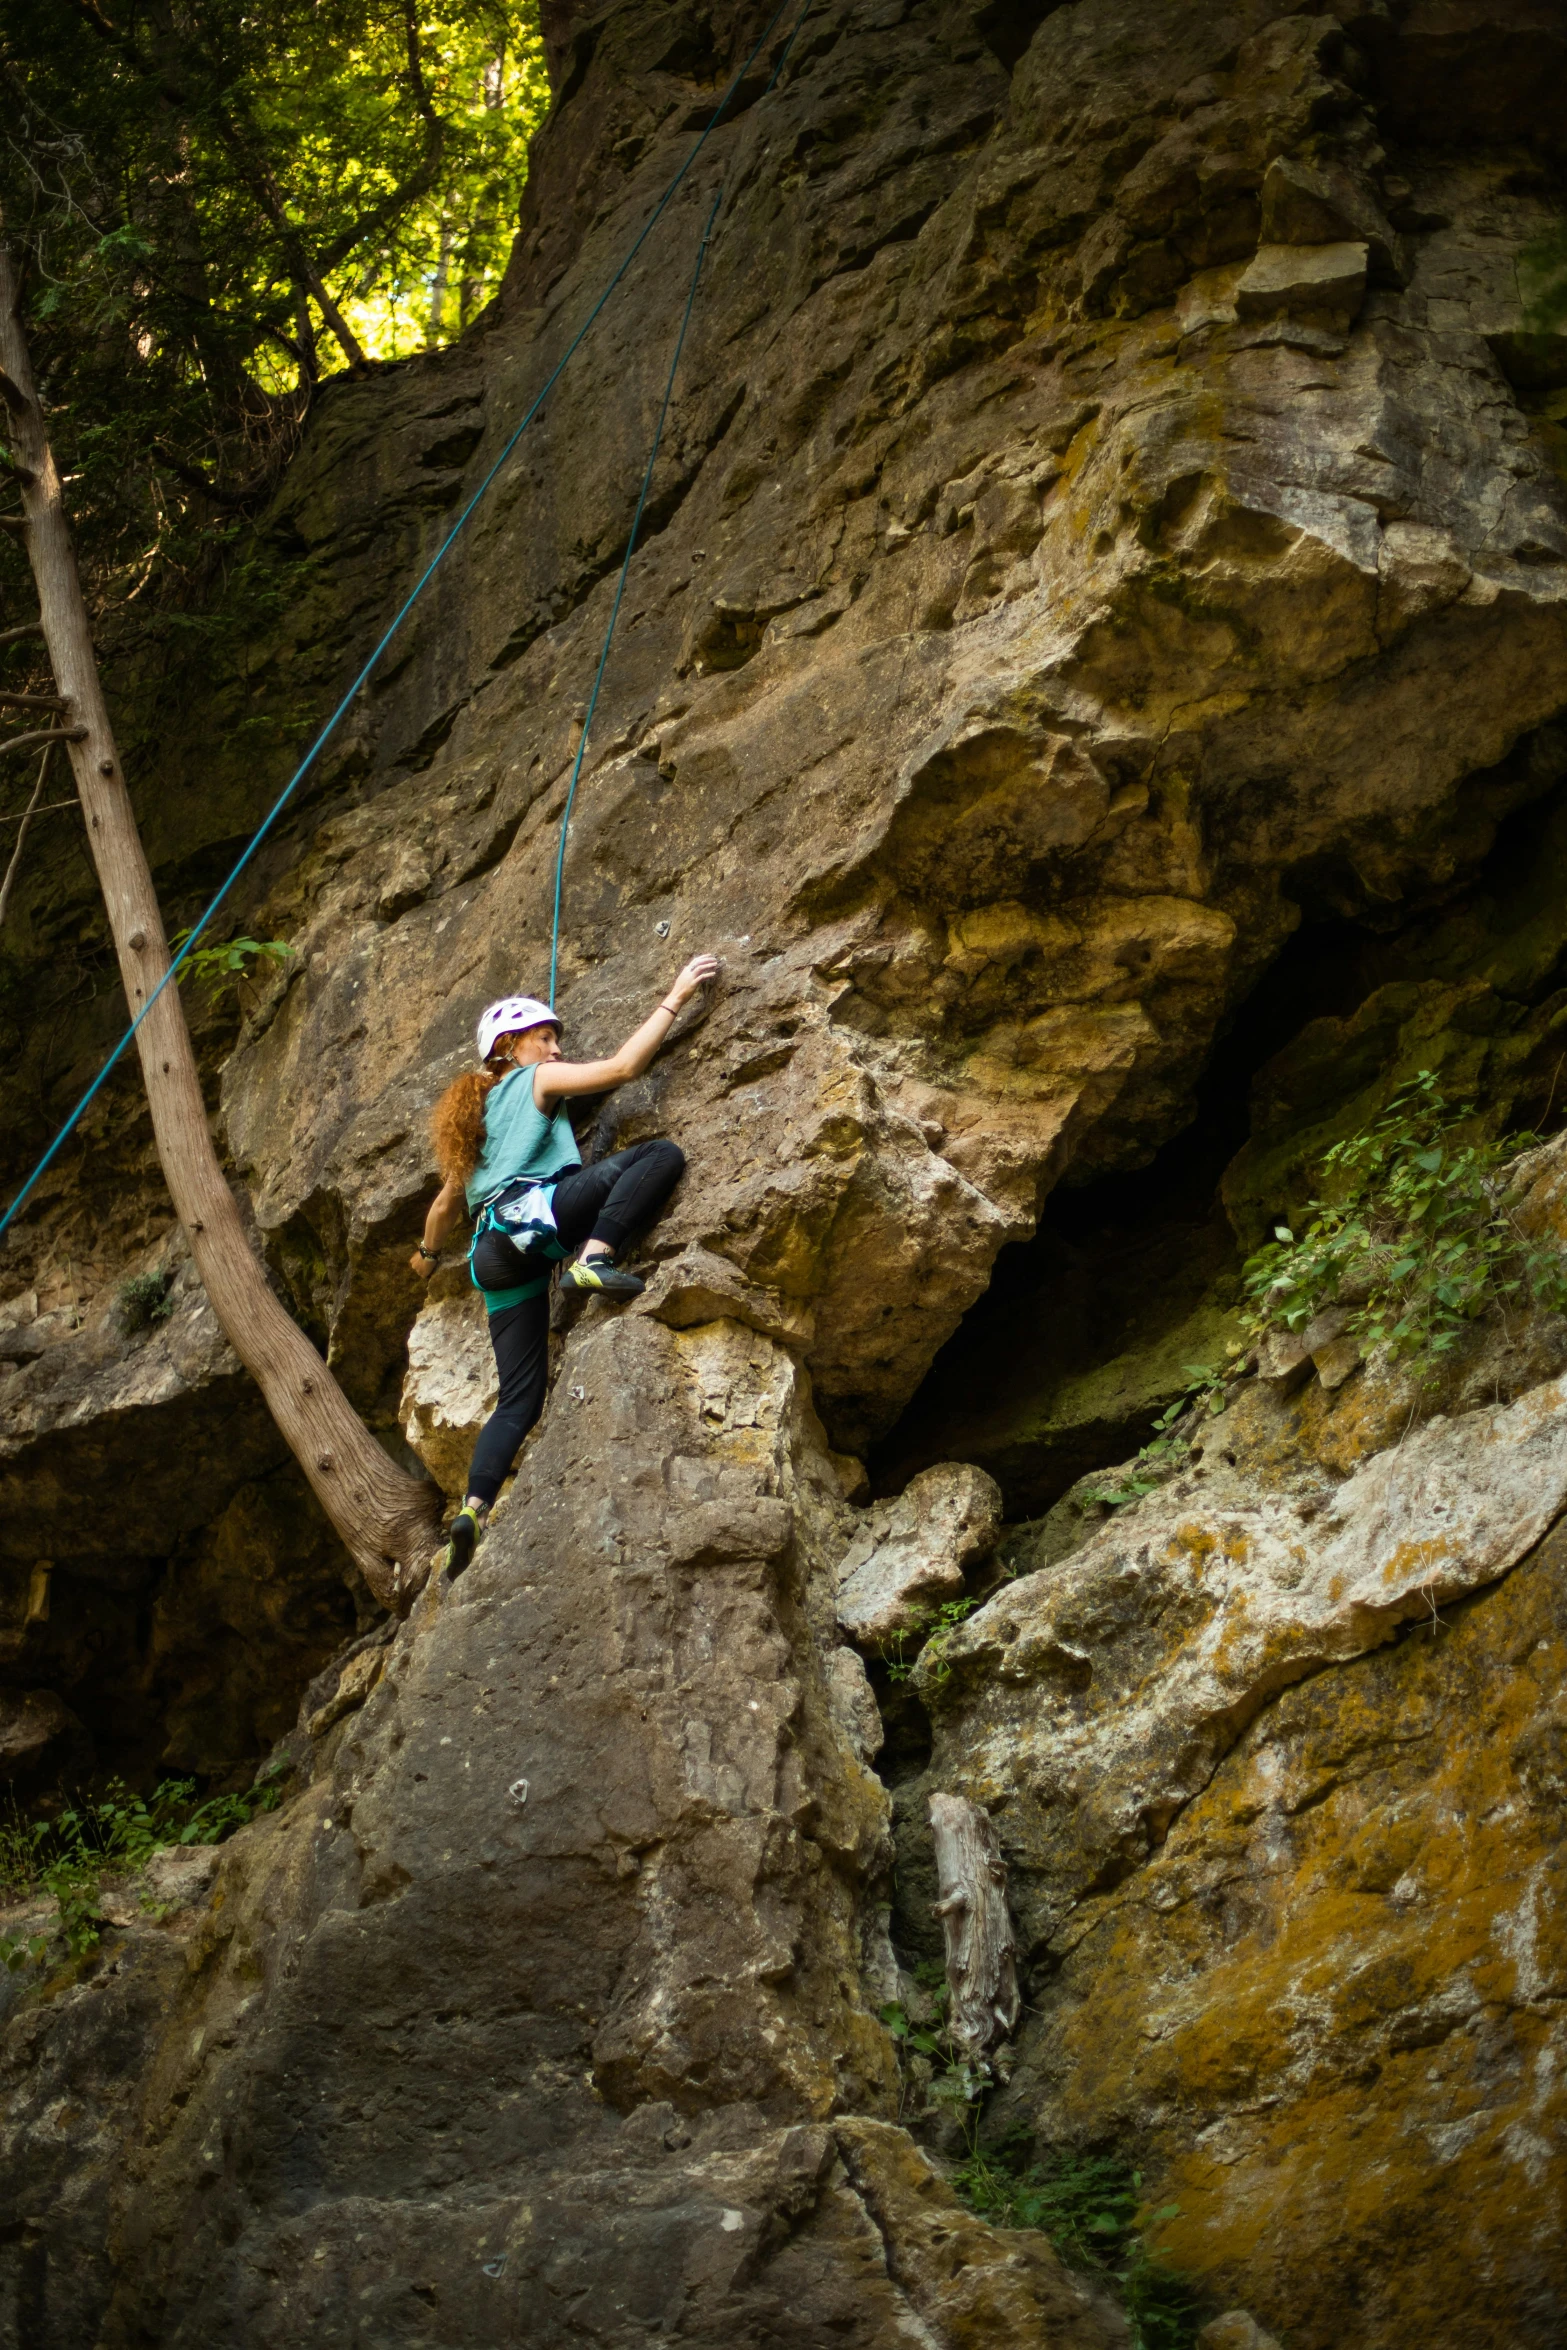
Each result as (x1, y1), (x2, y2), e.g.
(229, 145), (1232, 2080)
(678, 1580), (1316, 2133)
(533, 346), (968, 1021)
(3, 0), (1567, 2341)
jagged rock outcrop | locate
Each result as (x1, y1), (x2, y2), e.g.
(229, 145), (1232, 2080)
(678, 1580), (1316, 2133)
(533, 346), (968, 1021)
(1, 1313), (1121, 2349)
(3, 0), (1566, 2342)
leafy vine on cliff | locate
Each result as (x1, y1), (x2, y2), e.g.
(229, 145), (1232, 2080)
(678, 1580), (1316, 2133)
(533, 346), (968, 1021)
(1241, 1069), (1567, 1365)
(1081, 1074), (1567, 1512)
(0, 1771), (282, 1967)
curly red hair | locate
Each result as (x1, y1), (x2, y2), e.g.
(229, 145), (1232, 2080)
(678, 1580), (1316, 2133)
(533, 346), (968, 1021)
(432, 1028), (539, 1186)
(431, 1069), (504, 1187)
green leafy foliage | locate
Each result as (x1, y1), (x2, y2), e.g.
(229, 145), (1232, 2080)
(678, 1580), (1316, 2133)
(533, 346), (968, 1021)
(879, 1961), (997, 2128)
(0, 0), (549, 611)
(877, 1979), (1204, 2347)
(1081, 1361), (1236, 1510)
(883, 1627), (918, 1685)
(953, 2142), (1201, 2350)
(1084, 1077), (1567, 1515)
(884, 1587), (1005, 1685)
(1518, 220), (1567, 337)
(170, 929), (293, 989)
(914, 1595), (980, 1685)
(116, 1266), (175, 1332)
(0, 1772), (282, 1968)
(1241, 1070), (1567, 1371)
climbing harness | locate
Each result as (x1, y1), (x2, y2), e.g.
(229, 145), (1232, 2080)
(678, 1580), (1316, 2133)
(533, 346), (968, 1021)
(468, 1174), (569, 1311)
(0, 0), (812, 1243)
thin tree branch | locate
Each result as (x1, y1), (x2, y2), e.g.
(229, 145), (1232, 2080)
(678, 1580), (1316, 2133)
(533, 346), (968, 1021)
(151, 439), (283, 508)
(208, 103), (369, 370)
(0, 689), (65, 710)
(1, 725), (88, 757)
(0, 621), (46, 647)
(59, 0), (129, 50)
(314, 1), (447, 277)
(0, 741), (52, 931)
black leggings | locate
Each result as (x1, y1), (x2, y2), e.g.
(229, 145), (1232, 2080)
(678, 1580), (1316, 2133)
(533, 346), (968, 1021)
(464, 1138), (684, 1505)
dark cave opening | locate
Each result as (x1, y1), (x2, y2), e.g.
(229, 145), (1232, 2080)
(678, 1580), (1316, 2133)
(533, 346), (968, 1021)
(871, 758), (1567, 1521)
(973, 0), (1069, 74)
(0, 1296), (388, 1806)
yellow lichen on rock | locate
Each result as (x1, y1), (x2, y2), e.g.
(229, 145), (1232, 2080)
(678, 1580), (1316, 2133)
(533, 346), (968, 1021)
(1012, 1523), (1567, 2348)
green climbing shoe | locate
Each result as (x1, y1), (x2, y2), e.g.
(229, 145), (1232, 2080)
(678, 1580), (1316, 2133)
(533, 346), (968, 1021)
(444, 1504), (483, 1578)
(564, 1255), (645, 1298)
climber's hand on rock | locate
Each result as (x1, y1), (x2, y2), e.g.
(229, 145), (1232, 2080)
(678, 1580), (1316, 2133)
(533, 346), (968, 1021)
(411, 1248), (438, 1281)
(671, 953), (719, 1007)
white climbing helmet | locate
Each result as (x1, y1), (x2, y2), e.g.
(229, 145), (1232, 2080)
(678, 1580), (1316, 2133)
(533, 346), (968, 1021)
(476, 995), (559, 1061)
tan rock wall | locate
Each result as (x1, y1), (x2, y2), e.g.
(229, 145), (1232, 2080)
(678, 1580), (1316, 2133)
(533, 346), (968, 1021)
(202, 0), (1567, 1456)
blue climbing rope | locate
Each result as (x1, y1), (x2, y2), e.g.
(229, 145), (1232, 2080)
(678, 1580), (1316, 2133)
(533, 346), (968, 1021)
(0, 0), (805, 1242)
(547, 189), (720, 1005)
(546, 0), (815, 1001)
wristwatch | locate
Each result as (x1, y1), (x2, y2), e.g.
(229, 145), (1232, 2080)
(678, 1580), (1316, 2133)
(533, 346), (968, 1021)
(416, 1242), (438, 1262)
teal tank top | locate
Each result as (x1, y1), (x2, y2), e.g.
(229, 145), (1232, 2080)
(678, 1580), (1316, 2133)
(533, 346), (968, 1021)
(465, 1067), (581, 1211)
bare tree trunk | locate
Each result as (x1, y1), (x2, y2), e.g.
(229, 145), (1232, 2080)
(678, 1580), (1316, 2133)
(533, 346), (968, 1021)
(0, 243), (440, 1610)
(929, 1792), (1021, 2056)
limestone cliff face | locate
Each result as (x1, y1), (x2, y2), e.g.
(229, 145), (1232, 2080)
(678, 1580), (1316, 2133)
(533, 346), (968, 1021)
(3, 1), (1567, 2343)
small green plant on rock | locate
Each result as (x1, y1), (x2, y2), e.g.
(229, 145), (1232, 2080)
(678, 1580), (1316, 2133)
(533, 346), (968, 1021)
(116, 1267), (175, 1333)
(0, 1772), (283, 1969)
(171, 930), (293, 992)
(953, 2139), (1200, 2350)
(882, 1595), (981, 1686)
(916, 1595), (982, 1686)
(880, 1960), (995, 2127)
(1082, 1361), (1236, 1510)
(1083, 1074), (1567, 1513)
(883, 1626), (918, 1685)
(1241, 1070), (1567, 1372)
(878, 1979), (1203, 2347)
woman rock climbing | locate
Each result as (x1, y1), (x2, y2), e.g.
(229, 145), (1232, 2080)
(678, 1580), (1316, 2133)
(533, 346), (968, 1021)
(412, 953), (718, 1574)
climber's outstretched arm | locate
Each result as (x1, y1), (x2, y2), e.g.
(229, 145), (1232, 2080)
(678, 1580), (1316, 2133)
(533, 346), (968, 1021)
(535, 955), (718, 1101)
(411, 1177), (463, 1280)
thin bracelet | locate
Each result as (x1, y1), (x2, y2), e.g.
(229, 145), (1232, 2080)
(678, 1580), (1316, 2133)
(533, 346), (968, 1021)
(659, 1000), (681, 1017)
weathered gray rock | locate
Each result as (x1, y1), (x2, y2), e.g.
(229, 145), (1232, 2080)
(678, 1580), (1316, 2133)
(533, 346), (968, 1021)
(401, 1285), (498, 1495)
(0, 1307), (1124, 2347)
(993, 1510), (1567, 2350)
(1235, 239), (1370, 328)
(0, 1236), (358, 1777)
(1259, 153), (1404, 280)
(1197, 2317), (1283, 2350)
(923, 1365), (1567, 1944)
(825, 1647), (883, 1766)
(834, 1463), (1001, 1649)
(140, 1842), (221, 1912)
(1254, 1327), (1312, 1393)
(190, 0), (1567, 1473)
(0, 1686), (88, 1788)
